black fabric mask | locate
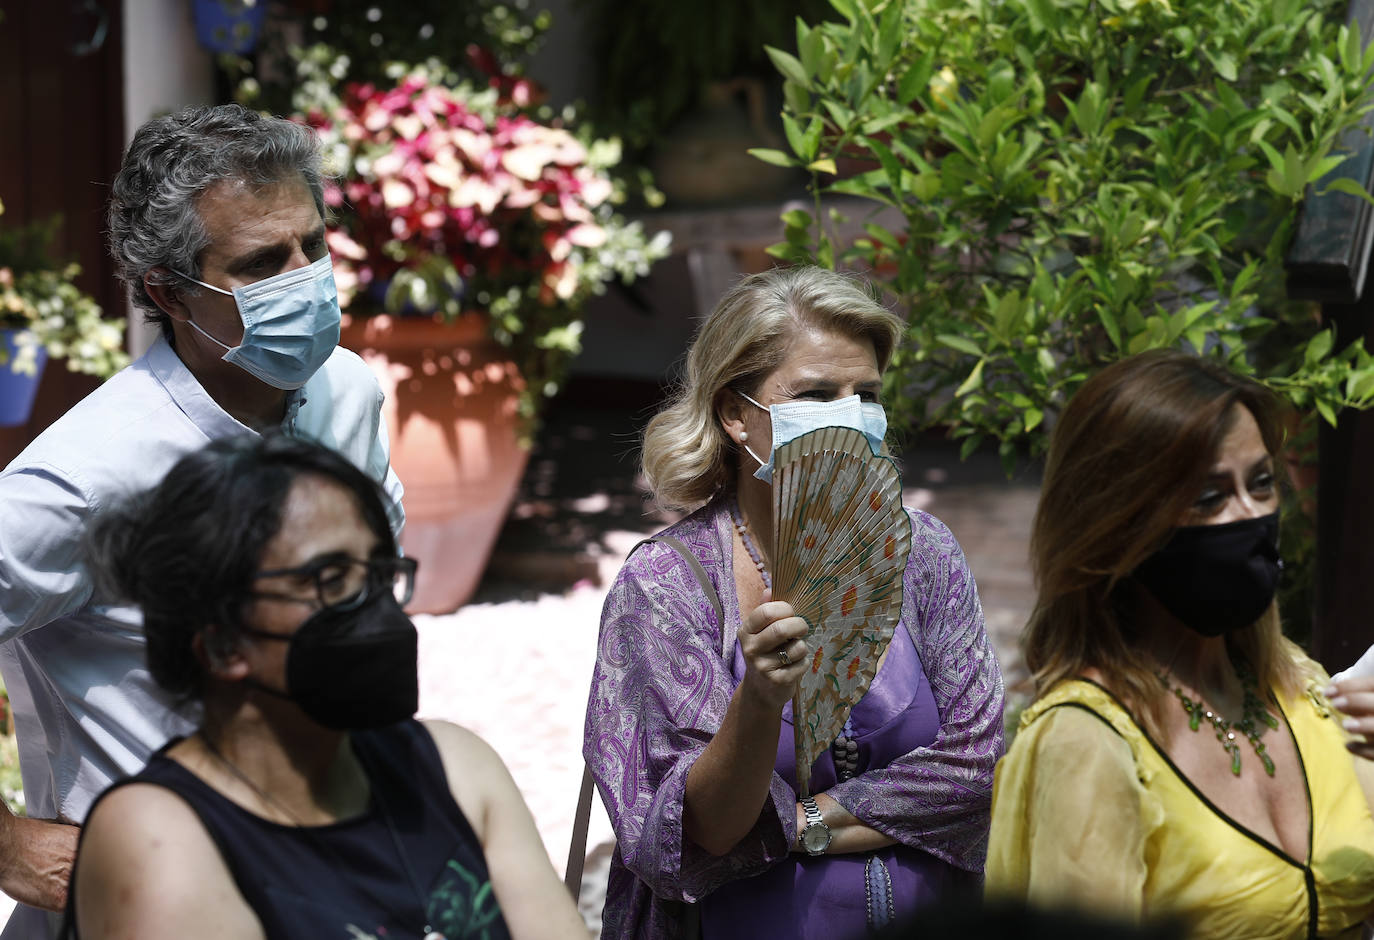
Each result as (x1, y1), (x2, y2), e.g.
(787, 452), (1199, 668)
(242, 591), (419, 730)
(1132, 512), (1282, 637)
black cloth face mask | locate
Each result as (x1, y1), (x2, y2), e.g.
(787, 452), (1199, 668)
(240, 590), (419, 730)
(1131, 511), (1282, 638)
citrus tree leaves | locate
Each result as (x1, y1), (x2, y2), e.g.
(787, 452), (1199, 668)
(760, 0), (1374, 468)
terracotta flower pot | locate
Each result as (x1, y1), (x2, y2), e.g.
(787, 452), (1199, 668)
(340, 312), (530, 614)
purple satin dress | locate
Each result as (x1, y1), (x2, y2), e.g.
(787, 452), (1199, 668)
(699, 627), (967, 939)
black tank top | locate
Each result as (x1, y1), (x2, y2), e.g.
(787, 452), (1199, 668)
(70, 720), (513, 940)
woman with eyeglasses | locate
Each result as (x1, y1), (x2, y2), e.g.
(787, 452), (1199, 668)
(64, 433), (586, 940)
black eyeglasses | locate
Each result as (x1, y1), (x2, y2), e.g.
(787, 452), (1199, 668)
(251, 555), (418, 612)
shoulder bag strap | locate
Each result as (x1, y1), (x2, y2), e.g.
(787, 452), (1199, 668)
(564, 534), (727, 899)
(650, 534), (727, 658)
(564, 764), (598, 899)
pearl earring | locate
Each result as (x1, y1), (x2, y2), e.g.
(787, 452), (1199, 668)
(739, 431), (748, 442)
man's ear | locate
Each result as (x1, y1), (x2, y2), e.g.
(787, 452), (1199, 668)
(143, 268), (192, 323)
(193, 627), (250, 681)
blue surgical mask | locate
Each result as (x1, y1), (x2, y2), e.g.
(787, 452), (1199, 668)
(737, 390), (888, 483)
(173, 254), (341, 390)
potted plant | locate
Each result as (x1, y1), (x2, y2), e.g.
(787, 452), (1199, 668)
(295, 59), (670, 612)
(225, 1), (553, 115)
(765, 0), (1374, 458)
(577, 0), (834, 150)
(571, 0), (835, 205)
(0, 199), (128, 427)
(191, 0), (268, 56)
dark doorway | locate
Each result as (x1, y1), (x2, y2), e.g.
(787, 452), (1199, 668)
(0, 0), (126, 465)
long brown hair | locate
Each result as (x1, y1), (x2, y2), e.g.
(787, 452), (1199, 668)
(1024, 350), (1301, 738)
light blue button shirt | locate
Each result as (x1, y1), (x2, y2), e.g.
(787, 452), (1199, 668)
(0, 335), (405, 836)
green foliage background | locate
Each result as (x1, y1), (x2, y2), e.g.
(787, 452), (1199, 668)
(230, 0), (551, 116)
(0, 205), (127, 379)
(761, 0), (1374, 472)
(575, 0), (836, 154)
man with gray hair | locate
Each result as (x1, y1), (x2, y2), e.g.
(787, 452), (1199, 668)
(0, 103), (404, 935)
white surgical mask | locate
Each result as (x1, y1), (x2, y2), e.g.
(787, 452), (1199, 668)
(737, 390), (888, 483)
(173, 254), (340, 390)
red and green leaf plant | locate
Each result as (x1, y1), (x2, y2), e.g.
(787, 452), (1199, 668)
(302, 66), (671, 422)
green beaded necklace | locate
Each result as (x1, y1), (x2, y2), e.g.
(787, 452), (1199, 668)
(1157, 670), (1280, 777)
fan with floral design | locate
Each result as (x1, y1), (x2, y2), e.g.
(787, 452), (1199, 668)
(771, 425), (910, 797)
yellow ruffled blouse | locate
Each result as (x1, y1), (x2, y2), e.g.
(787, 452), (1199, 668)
(986, 677), (1374, 938)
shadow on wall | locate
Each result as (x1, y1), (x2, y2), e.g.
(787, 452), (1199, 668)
(481, 378), (678, 599)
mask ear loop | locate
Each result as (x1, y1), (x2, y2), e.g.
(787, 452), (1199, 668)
(736, 389), (769, 412)
(171, 270), (234, 297)
(169, 268), (240, 351)
(185, 318), (236, 353)
(731, 388), (771, 469)
(741, 441), (768, 470)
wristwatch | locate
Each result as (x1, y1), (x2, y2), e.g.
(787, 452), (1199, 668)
(798, 796), (831, 856)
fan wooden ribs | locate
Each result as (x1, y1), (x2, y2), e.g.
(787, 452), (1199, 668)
(771, 426), (910, 797)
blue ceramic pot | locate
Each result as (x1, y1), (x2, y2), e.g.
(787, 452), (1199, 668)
(192, 0), (268, 55)
(0, 328), (47, 428)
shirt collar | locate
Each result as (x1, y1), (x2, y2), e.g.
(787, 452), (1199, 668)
(283, 388), (306, 432)
(146, 335), (304, 437)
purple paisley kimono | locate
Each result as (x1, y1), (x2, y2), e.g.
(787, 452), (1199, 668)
(583, 496), (1005, 939)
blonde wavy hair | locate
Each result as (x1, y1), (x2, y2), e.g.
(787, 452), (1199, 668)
(642, 266), (903, 510)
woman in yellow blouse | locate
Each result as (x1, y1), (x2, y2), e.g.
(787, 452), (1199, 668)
(986, 351), (1374, 938)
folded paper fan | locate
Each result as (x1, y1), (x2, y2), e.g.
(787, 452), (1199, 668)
(772, 425), (911, 797)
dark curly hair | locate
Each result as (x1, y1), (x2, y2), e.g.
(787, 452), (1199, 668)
(86, 433), (395, 701)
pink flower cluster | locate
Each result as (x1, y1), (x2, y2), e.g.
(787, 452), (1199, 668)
(308, 74), (615, 310)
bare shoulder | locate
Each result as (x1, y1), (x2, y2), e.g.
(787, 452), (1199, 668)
(419, 720), (514, 833)
(83, 782), (215, 852)
(78, 783), (260, 939)
(421, 718), (501, 769)
(418, 722), (584, 937)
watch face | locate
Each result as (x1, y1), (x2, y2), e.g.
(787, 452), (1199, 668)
(802, 824), (830, 853)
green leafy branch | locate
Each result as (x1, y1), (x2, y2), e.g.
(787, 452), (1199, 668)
(760, 0), (1374, 472)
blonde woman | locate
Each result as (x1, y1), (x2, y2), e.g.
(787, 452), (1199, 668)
(583, 266), (1005, 939)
